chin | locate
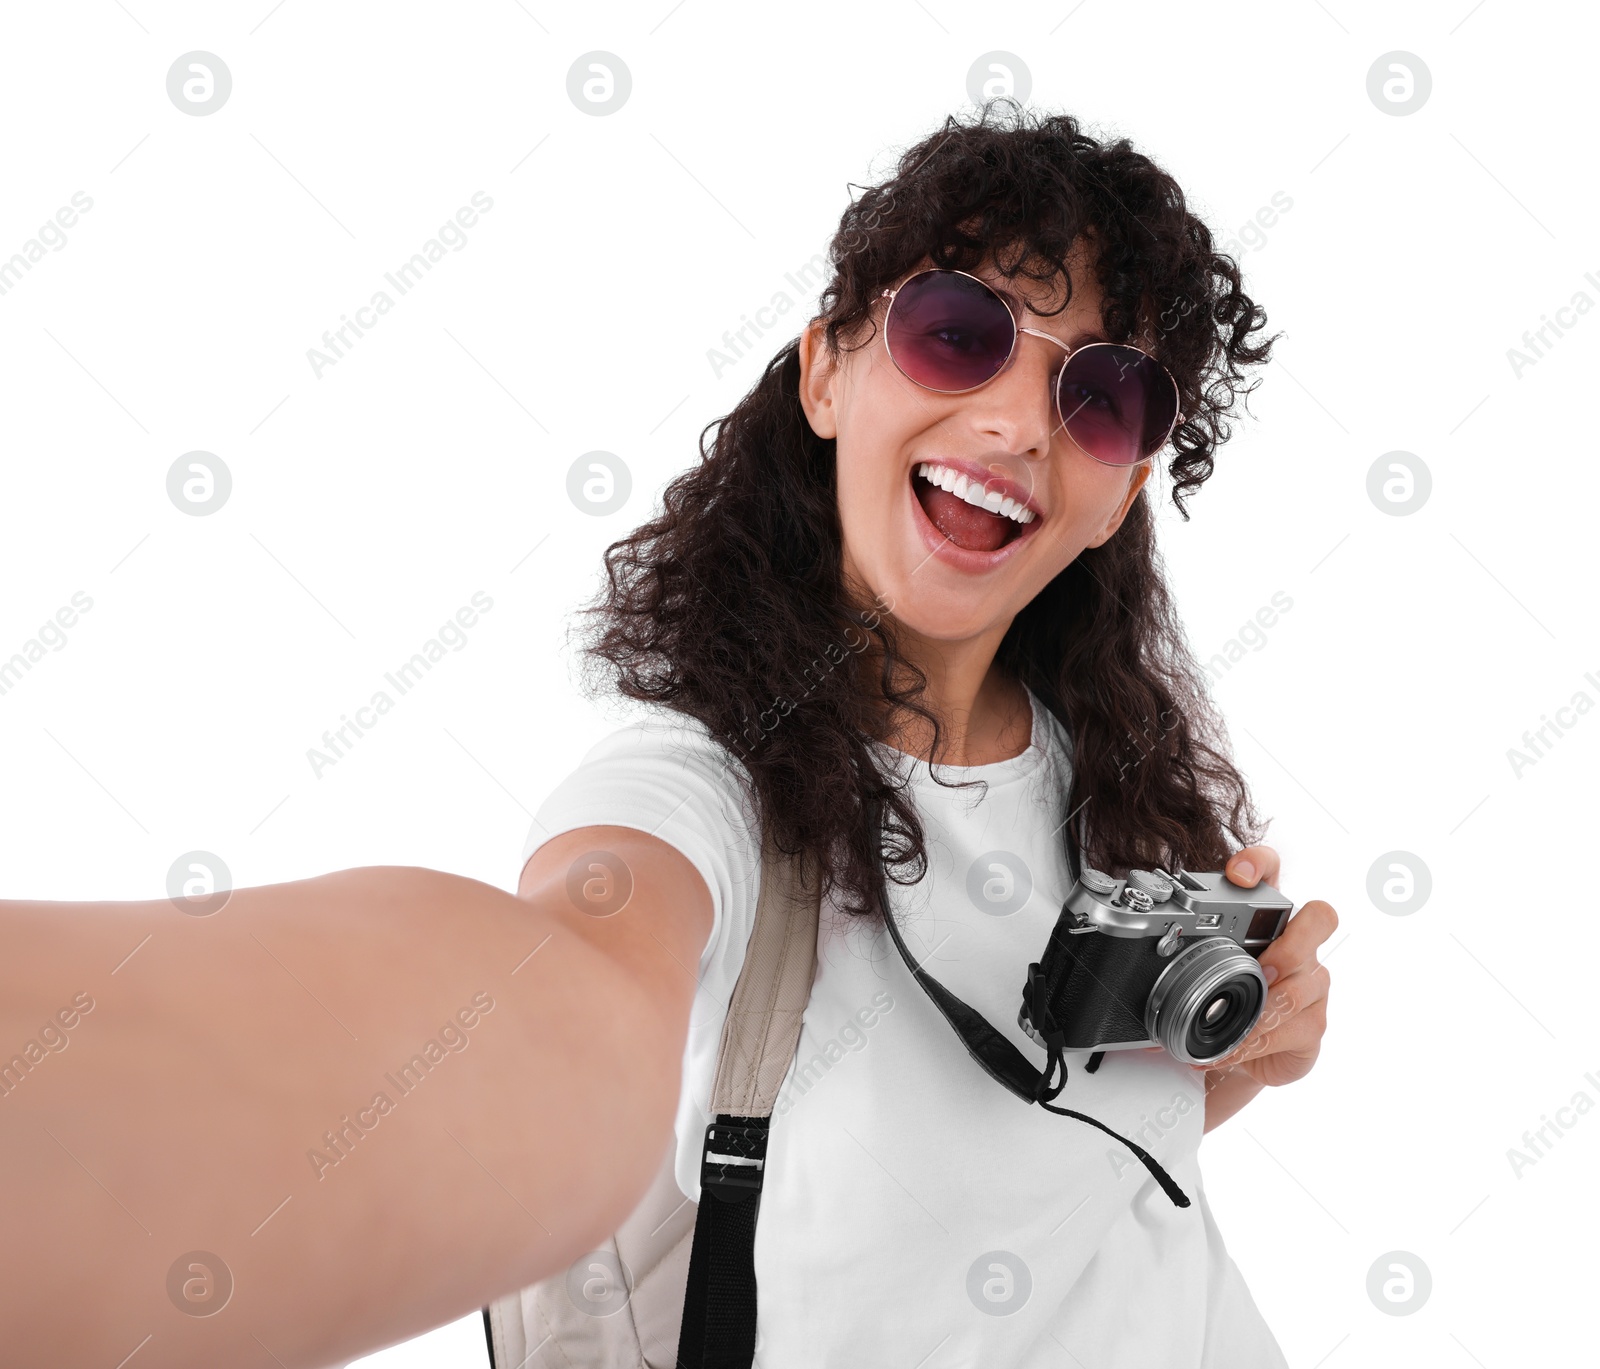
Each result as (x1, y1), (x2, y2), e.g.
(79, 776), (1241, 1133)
(864, 565), (1031, 644)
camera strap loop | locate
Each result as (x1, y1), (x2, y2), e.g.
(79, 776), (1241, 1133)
(1021, 963), (1069, 1103)
(1033, 1036), (1068, 1104)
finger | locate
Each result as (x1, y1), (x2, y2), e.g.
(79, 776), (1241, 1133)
(1233, 1007), (1327, 1086)
(1259, 899), (1339, 982)
(1254, 965), (1329, 1039)
(1225, 844), (1280, 889)
(1199, 1010), (1324, 1081)
(1238, 1036), (1323, 1088)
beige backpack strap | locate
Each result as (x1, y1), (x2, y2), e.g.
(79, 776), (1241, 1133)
(486, 835), (822, 1369)
(709, 832), (822, 1116)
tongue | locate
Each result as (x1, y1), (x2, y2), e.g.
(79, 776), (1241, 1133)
(918, 481), (1012, 553)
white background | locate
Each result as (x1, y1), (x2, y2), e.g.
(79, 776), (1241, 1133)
(2, 1), (1596, 1365)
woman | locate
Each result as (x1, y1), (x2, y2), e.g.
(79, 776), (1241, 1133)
(0, 104), (1334, 1367)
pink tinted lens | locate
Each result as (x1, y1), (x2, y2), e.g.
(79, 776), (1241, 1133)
(1057, 344), (1178, 465)
(884, 270), (1016, 391)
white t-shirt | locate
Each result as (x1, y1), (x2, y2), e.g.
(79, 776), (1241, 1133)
(522, 690), (1288, 1368)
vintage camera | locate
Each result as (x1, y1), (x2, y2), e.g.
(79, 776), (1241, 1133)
(1018, 866), (1293, 1066)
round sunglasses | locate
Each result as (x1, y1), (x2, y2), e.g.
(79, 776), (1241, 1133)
(878, 268), (1181, 467)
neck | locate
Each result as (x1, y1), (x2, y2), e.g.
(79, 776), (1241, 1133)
(872, 618), (1031, 767)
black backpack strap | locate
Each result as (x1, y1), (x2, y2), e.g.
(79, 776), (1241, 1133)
(676, 1114), (769, 1368)
(676, 838), (821, 1369)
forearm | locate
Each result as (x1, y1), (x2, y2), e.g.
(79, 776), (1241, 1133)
(0, 866), (681, 1368)
(1201, 1064), (1265, 1132)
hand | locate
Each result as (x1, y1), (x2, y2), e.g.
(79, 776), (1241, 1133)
(1192, 844), (1337, 1088)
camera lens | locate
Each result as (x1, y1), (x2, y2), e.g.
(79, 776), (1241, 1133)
(1145, 937), (1266, 1065)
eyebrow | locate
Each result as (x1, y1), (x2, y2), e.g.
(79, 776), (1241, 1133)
(990, 284), (1109, 349)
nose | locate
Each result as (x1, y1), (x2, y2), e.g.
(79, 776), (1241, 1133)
(960, 329), (1062, 463)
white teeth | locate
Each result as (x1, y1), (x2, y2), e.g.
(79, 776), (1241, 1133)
(914, 462), (1037, 526)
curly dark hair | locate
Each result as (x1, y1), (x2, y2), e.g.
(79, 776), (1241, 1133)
(582, 102), (1276, 922)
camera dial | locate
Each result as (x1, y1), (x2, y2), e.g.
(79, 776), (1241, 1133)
(1126, 869), (1174, 901)
(1120, 887), (1155, 913)
(1079, 867), (1117, 895)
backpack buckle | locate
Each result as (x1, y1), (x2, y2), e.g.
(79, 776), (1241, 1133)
(700, 1119), (768, 1202)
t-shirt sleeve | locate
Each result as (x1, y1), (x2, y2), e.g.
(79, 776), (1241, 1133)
(520, 715), (763, 984)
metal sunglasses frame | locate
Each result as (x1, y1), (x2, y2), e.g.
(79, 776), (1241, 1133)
(877, 267), (1182, 466)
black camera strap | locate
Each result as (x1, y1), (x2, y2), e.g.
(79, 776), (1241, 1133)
(873, 739), (1192, 1209)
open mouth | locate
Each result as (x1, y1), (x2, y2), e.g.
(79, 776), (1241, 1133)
(911, 461), (1039, 555)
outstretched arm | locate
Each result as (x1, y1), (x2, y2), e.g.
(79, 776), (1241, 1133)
(0, 827), (711, 1368)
